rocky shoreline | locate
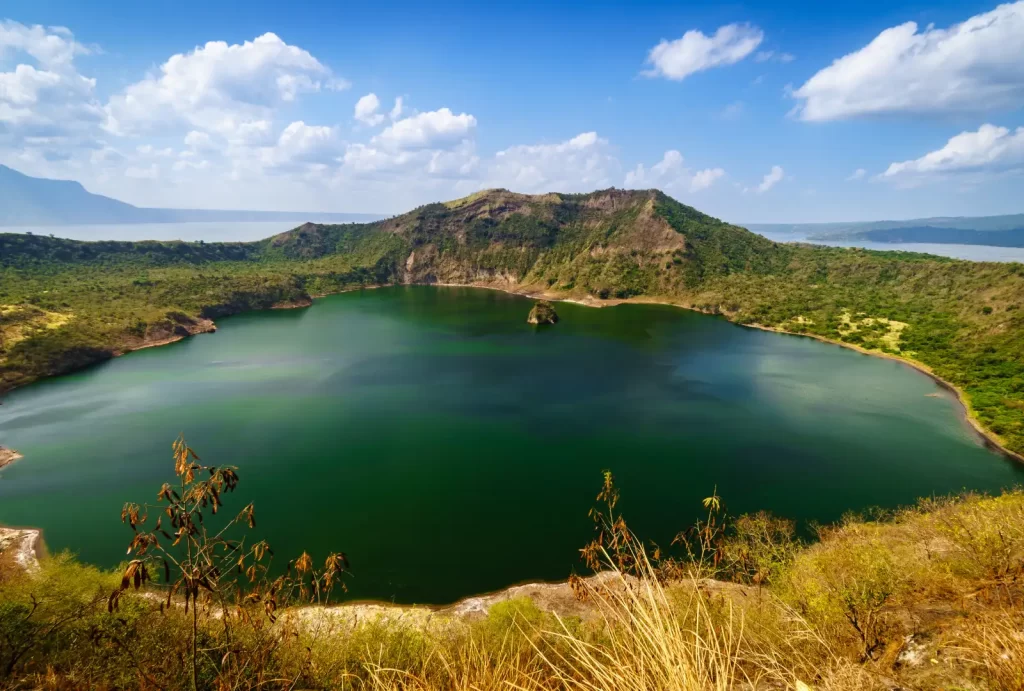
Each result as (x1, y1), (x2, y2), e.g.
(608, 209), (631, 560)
(0, 537), (739, 627)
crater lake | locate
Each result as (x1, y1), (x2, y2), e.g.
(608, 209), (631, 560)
(1, 286), (1021, 603)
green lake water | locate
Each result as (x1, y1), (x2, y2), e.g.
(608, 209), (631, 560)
(1, 286), (1021, 603)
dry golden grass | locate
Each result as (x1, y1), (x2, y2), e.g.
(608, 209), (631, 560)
(952, 608), (1024, 691)
(539, 562), (750, 690)
(3, 459), (1023, 690)
(297, 537), (839, 690)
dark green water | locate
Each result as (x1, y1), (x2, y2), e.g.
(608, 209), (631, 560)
(1, 286), (1021, 603)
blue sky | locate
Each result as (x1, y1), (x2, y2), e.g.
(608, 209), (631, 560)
(1, 0), (1022, 222)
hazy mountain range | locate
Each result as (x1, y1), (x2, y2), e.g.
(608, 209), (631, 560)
(0, 165), (379, 226)
(4, 164), (1022, 248)
(746, 215), (1024, 247)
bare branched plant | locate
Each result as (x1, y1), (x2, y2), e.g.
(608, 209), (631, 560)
(579, 474), (730, 583)
(579, 471), (636, 575)
(558, 473), (824, 690)
(113, 434), (350, 690)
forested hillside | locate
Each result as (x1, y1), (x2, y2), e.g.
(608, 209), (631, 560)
(2, 188), (1023, 455)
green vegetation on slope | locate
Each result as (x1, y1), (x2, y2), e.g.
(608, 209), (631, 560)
(2, 188), (1023, 454)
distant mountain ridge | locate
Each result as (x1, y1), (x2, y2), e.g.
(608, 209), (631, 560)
(745, 214), (1024, 248)
(833, 226), (1024, 248)
(746, 214), (1024, 235)
(0, 165), (379, 226)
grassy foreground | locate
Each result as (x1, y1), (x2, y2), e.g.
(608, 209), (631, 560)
(1, 452), (1022, 690)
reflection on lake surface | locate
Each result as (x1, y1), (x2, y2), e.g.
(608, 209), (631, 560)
(1, 286), (1021, 603)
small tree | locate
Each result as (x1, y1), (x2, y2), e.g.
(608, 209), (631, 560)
(115, 434), (349, 690)
(669, 486), (729, 580)
(579, 471), (636, 575)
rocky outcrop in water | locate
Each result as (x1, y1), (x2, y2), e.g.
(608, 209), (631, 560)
(0, 446), (22, 470)
(527, 300), (559, 325)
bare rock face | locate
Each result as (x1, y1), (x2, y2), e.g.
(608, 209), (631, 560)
(527, 300), (559, 325)
(0, 527), (41, 573)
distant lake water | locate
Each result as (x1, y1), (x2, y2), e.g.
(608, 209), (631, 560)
(1, 221), (318, 243)
(1, 287), (1021, 603)
(8, 223), (1024, 263)
(755, 231), (1024, 263)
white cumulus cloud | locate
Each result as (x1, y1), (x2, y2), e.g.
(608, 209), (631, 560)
(0, 20), (90, 67)
(0, 64), (63, 106)
(232, 119), (273, 145)
(756, 165), (784, 193)
(373, 108), (477, 151)
(792, 2), (1024, 121)
(690, 167), (726, 191)
(624, 150), (725, 193)
(104, 32), (345, 135)
(643, 23), (763, 81)
(847, 168), (867, 181)
(341, 143), (415, 174)
(389, 96), (404, 120)
(354, 93), (384, 126)
(0, 19), (796, 217)
(485, 132), (617, 193)
(340, 105), (479, 179)
(0, 22), (103, 150)
(184, 130), (213, 150)
(258, 120), (341, 171)
(881, 124), (1024, 184)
